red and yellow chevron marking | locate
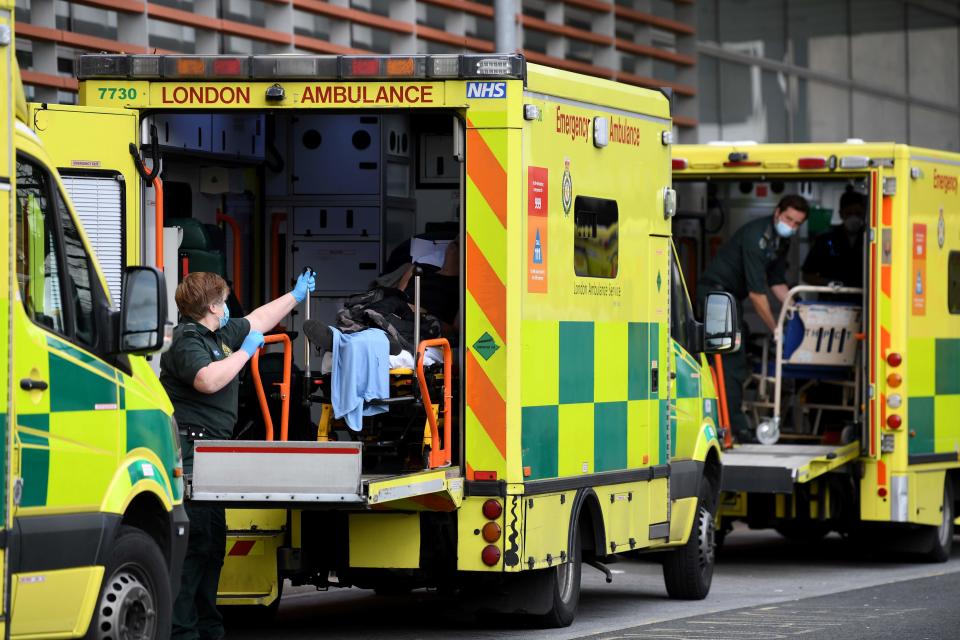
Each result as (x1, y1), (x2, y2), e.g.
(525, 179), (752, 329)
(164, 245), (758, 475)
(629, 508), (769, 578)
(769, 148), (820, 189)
(465, 122), (509, 480)
(872, 172), (896, 460)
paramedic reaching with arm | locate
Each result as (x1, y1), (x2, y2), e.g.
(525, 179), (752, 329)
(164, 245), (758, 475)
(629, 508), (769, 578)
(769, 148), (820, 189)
(159, 270), (314, 640)
(696, 195), (809, 442)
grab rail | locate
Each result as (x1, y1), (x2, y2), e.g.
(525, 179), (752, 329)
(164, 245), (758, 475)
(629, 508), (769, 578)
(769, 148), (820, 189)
(251, 333), (292, 441)
(216, 211), (243, 306)
(416, 338), (452, 469)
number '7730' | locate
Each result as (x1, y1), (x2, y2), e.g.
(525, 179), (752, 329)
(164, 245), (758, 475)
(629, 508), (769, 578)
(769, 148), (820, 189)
(97, 87), (138, 100)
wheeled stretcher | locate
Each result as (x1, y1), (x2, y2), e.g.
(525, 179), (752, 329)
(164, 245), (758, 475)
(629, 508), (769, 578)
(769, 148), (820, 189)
(746, 285), (864, 444)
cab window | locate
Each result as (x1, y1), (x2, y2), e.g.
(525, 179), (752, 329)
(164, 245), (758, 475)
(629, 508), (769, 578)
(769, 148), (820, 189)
(16, 157), (67, 335)
(56, 189), (98, 346)
(671, 252), (695, 353)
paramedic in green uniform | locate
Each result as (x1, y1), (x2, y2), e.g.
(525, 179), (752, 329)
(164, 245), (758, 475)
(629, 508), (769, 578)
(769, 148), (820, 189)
(697, 194), (809, 442)
(162, 270), (315, 640)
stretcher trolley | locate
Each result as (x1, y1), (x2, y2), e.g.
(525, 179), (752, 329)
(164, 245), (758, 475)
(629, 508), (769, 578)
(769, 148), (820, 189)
(747, 284), (864, 445)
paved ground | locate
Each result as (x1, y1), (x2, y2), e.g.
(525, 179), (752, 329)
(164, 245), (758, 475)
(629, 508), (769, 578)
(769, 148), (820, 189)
(226, 526), (960, 639)
(581, 571), (960, 640)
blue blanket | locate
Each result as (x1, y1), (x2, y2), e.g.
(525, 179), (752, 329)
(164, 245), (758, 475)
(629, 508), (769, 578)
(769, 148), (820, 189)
(330, 327), (390, 431)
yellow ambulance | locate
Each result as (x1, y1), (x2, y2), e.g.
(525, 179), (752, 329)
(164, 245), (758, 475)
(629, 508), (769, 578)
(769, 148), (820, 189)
(673, 141), (960, 559)
(41, 52), (736, 626)
(1, 8), (186, 639)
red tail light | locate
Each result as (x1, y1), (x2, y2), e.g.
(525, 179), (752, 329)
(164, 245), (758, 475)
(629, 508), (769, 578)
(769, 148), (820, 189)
(886, 414), (902, 429)
(878, 487), (888, 497)
(481, 545), (501, 566)
(482, 499), (502, 520)
(887, 352), (902, 367)
(482, 522), (502, 543)
(672, 158), (688, 170)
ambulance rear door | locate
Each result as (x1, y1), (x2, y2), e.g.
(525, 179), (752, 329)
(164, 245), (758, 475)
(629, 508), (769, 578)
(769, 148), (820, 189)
(30, 105), (142, 310)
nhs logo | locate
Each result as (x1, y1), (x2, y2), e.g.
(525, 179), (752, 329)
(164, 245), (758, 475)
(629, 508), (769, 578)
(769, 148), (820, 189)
(467, 82), (507, 99)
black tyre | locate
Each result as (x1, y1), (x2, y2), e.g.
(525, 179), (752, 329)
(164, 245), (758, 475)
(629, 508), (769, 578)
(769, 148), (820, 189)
(87, 525), (171, 640)
(663, 485), (716, 600)
(917, 481), (954, 563)
(537, 522), (582, 628)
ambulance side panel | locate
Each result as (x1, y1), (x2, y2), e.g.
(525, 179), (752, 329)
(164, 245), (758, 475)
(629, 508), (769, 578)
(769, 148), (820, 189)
(900, 151), (960, 525)
(514, 79), (673, 565)
(1, 2), (15, 632)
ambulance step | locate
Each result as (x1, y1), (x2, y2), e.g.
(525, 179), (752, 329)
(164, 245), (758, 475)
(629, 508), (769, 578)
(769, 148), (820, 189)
(190, 440), (364, 503)
(721, 442), (859, 494)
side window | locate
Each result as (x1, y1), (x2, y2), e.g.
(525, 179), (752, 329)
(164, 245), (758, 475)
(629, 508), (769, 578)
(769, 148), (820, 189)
(573, 196), (619, 278)
(671, 252), (695, 352)
(16, 158), (67, 335)
(55, 190), (98, 347)
(950, 251), (960, 314)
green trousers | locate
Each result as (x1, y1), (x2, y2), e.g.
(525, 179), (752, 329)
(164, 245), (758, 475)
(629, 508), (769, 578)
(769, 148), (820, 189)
(172, 501), (226, 640)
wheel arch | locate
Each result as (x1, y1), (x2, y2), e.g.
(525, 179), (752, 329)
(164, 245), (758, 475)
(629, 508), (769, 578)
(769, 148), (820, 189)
(121, 491), (173, 570)
(569, 488), (606, 562)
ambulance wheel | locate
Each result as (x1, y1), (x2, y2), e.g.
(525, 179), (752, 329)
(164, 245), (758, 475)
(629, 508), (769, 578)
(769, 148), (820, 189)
(537, 523), (582, 628)
(663, 485), (716, 600)
(918, 482), (954, 563)
(88, 525), (171, 640)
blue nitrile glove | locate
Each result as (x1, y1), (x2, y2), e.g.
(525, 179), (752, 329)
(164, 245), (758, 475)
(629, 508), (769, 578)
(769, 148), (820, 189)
(241, 329), (265, 358)
(291, 269), (316, 303)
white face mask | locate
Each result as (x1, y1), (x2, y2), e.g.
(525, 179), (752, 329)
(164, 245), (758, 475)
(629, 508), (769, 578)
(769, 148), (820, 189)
(215, 301), (229, 329)
(774, 219), (796, 238)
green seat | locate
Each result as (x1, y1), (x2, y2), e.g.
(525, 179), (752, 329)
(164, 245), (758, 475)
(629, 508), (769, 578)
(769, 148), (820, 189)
(166, 217), (226, 278)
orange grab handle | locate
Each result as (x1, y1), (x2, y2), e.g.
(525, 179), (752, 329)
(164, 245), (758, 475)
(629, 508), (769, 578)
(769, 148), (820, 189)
(251, 333), (292, 442)
(270, 212), (287, 301)
(154, 176), (164, 270)
(416, 338), (452, 469)
(712, 354), (732, 449)
(216, 211), (243, 306)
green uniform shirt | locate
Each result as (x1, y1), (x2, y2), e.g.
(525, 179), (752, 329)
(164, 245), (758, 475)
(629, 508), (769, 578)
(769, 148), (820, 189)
(700, 216), (789, 301)
(159, 318), (251, 440)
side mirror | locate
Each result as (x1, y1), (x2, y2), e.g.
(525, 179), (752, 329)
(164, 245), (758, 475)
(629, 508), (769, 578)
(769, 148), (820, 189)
(702, 291), (740, 354)
(118, 266), (171, 355)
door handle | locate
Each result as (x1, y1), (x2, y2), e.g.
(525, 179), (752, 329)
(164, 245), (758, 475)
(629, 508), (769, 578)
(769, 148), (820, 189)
(20, 378), (48, 392)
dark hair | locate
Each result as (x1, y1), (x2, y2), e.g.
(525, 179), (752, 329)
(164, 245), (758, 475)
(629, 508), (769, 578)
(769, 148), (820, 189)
(840, 190), (866, 210)
(776, 194), (810, 216)
(175, 272), (228, 321)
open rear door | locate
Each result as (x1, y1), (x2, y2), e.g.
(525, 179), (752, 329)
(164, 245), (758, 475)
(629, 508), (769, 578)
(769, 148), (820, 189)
(29, 105), (142, 305)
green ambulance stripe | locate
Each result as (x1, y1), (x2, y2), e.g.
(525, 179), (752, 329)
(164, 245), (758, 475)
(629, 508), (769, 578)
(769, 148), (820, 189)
(49, 352), (117, 413)
(18, 413), (50, 508)
(127, 409), (181, 501)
